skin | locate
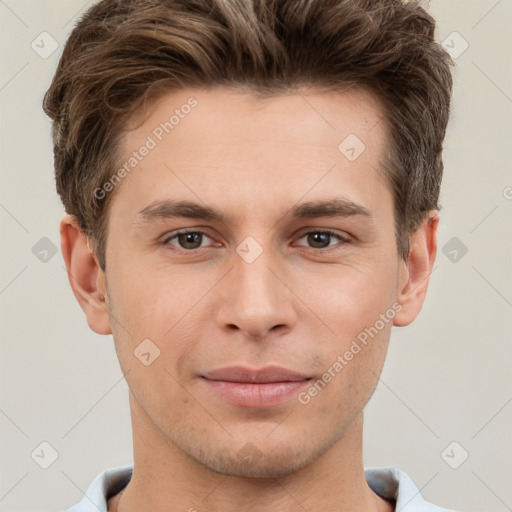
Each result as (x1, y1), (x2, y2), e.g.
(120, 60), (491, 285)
(61, 86), (438, 512)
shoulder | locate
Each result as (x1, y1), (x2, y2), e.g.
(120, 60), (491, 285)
(365, 467), (456, 512)
(65, 465), (133, 512)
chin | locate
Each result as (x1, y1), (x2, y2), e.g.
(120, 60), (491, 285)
(203, 451), (310, 479)
(185, 436), (327, 479)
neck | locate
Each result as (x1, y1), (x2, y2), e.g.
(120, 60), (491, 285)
(111, 391), (394, 512)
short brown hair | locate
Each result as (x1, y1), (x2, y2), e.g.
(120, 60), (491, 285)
(43, 0), (453, 271)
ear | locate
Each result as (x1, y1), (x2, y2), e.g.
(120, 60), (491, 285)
(393, 211), (439, 327)
(60, 214), (112, 335)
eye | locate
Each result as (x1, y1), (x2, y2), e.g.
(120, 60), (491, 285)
(162, 229), (214, 250)
(161, 228), (350, 253)
(295, 230), (350, 250)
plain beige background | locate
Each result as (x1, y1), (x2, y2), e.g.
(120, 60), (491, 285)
(0, 1), (511, 510)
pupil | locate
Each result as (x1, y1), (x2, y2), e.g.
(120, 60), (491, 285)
(309, 232), (329, 248)
(179, 232), (201, 249)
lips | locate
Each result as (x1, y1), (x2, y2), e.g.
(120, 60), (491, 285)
(202, 366), (310, 383)
(201, 366), (311, 408)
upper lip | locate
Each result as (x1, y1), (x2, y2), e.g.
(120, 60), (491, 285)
(202, 366), (310, 383)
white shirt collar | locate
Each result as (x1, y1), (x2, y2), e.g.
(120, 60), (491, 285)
(65, 465), (455, 511)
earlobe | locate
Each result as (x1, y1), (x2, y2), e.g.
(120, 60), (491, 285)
(60, 214), (112, 335)
(393, 212), (439, 327)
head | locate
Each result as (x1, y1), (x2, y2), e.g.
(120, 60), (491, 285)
(45, 0), (453, 478)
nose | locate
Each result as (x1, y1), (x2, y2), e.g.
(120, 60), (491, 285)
(216, 243), (298, 341)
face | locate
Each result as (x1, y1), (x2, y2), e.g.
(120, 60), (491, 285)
(99, 86), (408, 478)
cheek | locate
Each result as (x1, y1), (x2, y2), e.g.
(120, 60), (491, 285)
(107, 257), (205, 333)
(305, 260), (398, 332)
(298, 263), (396, 397)
(305, 318), (392, 425)
(106, 263), (212, 390)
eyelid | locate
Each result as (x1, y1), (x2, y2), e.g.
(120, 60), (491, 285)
(295, 227), (351, 241)
(161, 228), (216, 248)
(293, 229), (351, 251)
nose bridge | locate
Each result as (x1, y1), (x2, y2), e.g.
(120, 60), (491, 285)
(219, 234), (296, 339)
(236, 248), (276, 306)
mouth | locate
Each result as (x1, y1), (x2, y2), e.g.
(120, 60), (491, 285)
(200, 366), (312, 408)
(202, 366), (310, 383)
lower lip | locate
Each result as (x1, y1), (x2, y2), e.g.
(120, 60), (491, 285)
(202, 378), (310, 408)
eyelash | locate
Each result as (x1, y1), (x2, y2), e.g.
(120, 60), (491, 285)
(160, 228), (351, 253)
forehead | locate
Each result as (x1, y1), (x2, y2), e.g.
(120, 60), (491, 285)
(124, 85), (387, 149)
(110, 86), (390, 225)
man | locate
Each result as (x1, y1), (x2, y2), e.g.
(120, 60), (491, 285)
(43, 0), (454, 510)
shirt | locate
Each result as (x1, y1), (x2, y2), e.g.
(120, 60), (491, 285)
(65, 465), (455, 511)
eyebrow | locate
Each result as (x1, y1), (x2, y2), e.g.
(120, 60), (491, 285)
(135, 198), (373, 224)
